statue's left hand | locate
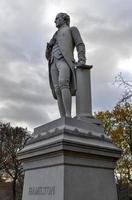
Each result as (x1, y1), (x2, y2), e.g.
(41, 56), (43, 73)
(76, 60), (85, 68)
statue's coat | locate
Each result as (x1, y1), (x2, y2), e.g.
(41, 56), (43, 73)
(46, 25), (86, 99)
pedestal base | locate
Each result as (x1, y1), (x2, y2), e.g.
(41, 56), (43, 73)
(18, 117), (121, 200)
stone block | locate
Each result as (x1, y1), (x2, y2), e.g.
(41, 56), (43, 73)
(18, 117), (121, 200)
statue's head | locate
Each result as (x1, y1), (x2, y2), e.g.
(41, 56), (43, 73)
(55, 13), (70, 28)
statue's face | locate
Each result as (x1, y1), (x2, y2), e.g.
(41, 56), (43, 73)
(55, 14), (65, 28)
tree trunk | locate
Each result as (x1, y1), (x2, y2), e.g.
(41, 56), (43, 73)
(12, 178), (17, 200)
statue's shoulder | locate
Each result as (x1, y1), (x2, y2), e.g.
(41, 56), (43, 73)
(70, 26), (80, 36)
(70, 26), (79, 32)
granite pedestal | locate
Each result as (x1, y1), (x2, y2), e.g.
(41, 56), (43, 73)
(18, 117), (121, 200)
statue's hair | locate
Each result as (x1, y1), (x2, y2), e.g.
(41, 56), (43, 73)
(57, 13), (70, 26)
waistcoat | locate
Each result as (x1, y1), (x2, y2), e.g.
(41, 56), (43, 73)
(52, 44), (63, 59)
(56, 25), (74, 65)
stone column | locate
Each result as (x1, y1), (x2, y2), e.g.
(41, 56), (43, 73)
(76, 65), (93, 117)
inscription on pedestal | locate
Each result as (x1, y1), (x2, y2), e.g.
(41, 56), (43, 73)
(28, 186), (55, 195)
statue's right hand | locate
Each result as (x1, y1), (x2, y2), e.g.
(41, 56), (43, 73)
(45, 43), (52, 60)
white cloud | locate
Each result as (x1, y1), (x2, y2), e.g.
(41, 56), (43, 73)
(118, 57), (132, 74)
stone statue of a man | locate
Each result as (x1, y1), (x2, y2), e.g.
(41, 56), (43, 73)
(45, 13), (86, 117)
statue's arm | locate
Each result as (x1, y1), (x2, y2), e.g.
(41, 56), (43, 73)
(71, 26), (86, 65)
(45, 42), (52, 61)
(45, 33), (56, 61)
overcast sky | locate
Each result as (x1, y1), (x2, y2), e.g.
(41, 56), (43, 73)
(0, 0), (132, 130)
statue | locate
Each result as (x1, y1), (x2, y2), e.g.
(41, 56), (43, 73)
(45, 13), (86, 117)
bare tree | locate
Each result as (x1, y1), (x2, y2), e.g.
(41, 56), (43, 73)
(115, 73), (132, 102)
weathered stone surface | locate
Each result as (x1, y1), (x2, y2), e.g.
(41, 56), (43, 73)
(18, 117), (121, 200)
(27, 117), (109, 145)
(76, 65), (93, 117)
(22, 166), (63, 200)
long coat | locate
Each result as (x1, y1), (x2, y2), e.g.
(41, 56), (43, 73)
(45, 25), (86, 99)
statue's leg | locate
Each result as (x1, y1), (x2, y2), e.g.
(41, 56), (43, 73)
(55, 86), (66, 117)
(57, 59), (71, 117)
(50, 60), (65, 117)
(61, 86), (71, 117)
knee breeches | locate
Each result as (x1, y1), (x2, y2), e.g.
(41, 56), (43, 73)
(51, 58), (71, 93)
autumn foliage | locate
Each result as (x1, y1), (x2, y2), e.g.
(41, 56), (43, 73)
(0, 122), (30, 200)
(96, 102), (132, 184)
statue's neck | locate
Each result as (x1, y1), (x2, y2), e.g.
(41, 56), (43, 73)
(58, 23), (68, 30)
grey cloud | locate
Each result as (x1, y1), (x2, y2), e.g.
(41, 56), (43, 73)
(0, 102), (50, 129)
(0, 0), (47, 63)
(92, 82), (123, 112)
(0, 0), (132, 129)
(0, 62), (53, 106)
